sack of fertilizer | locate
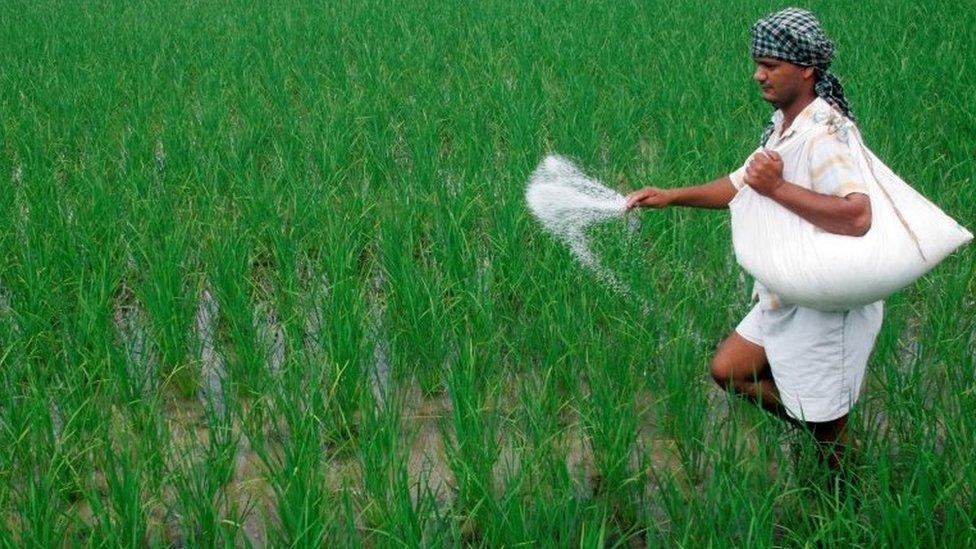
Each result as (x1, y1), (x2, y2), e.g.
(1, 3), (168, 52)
(729, 116), (972, 312)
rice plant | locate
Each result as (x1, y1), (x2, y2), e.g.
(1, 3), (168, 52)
(1, 0), (973, 544)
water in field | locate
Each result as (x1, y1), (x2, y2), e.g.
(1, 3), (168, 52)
(526, 155), (645, 307)
(4, 0), (975, 544)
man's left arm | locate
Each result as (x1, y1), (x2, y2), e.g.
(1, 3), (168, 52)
(744, 149), (871, 237)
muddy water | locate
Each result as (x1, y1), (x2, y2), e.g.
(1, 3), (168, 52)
(195, 287), (226, 418)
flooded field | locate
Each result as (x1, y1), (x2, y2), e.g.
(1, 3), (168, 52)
(1, 0), (974, 544)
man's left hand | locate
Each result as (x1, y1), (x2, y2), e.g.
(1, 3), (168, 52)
(744, 149), (785, 196)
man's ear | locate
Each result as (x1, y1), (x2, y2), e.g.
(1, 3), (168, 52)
(803, 66), (817, 81)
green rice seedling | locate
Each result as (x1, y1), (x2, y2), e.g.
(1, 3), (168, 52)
(7, 383), (94, 545)
(355, 383), (445, 546)
(82, 412), (157, 546)
(515, 365), (572, 483)
(577, 351), (646, 536)
(129, 198), (198, 399)
(440, 337), (503, 543)
(310, 212), (373, 443)
(112, 283), (160, 406)
(166, 414), (243, 546)
(206, 226), (270, 401)
(654, 321), (712, 482)
(255, 364), (342, 546)
(378, 206), (458, 397)
(307, 272), (368, 445)
(252, 286), (368, 539)
(259, 209), (309, 377)
(576, 512), (609, 548)
(155, 278), (245, 544)
(708, 414), (789, 545)
(497, 364), (583, 545)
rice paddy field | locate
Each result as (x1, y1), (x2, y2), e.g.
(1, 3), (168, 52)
(2, 0), (975, 545)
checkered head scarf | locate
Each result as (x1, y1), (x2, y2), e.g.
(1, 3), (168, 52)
(751, 8), (856, 145)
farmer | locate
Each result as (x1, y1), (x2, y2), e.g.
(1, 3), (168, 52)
(626, 8), (881, 471)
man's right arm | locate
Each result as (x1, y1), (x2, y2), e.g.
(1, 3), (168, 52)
(625, 177), (737, 210)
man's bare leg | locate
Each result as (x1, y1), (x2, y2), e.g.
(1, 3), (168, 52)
(711, 332), (855, 471)
(710, 332), (802, 428)
(806, 415), (853, 471)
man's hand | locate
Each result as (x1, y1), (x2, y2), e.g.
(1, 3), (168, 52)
(744, 149), (786, 196)
(625, 187), (673, 210)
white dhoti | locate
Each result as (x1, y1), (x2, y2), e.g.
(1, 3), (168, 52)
(735, 301), (884, 423)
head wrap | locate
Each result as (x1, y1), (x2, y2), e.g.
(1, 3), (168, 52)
(751, 8), (855, 145)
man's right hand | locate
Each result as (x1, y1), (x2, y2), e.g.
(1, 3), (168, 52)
(626, 187), (673, 210)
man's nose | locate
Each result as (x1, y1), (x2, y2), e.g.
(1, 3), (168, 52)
(753, 68), (765, 82)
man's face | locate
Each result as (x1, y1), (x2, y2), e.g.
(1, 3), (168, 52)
(752, 57), (814, 108)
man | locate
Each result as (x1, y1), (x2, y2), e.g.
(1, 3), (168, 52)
(626, 8), (882, 471)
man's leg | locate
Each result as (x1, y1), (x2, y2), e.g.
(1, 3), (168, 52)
(712, 333), (860, 465)
(711, 331), (865, 475)
(806, 415), (853, 471)
(710, 332), (802, 428)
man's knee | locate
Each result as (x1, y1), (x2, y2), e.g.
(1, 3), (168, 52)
(711, 333), (768, 388)
(710, 354), (734, 388)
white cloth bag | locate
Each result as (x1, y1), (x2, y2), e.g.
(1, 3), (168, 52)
(729, 121), (972, 312)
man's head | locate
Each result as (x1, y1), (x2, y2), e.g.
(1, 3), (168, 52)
(750, 7), (856, 142)
(750, 7), (833, 110)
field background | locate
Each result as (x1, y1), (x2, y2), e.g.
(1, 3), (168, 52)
(1, 0), (974, 545)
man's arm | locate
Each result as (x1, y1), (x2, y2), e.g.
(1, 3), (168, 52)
(746, 150), (871, 236)
(625, 177), (737, 210)
(766, 185), (871, 236)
